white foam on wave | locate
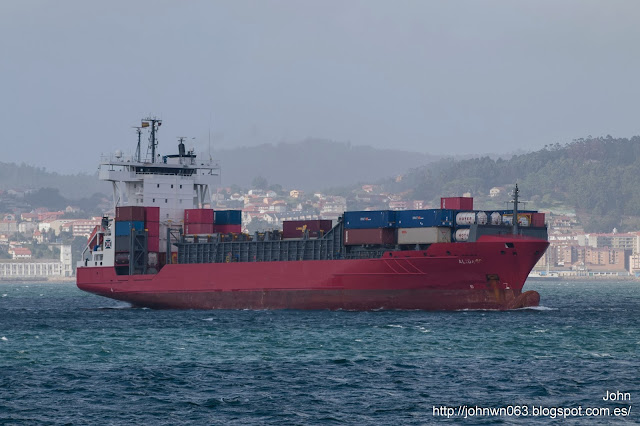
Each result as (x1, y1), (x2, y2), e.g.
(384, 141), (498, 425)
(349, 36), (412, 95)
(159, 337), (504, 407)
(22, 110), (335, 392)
(97, 301), (133, 310)
(203, 318), (214, 322)
(590, 352), (612, 358)
(387, 324), (404, 328)
(456, 308), (500, 312)
(2, 294), (7, 297)
(521, 306), (558, 311)
(1, 336), (7, 341)
(534, 329), (548, 333)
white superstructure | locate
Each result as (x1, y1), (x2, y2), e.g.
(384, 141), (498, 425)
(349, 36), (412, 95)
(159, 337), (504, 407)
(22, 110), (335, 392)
(79, 118), (221, 269)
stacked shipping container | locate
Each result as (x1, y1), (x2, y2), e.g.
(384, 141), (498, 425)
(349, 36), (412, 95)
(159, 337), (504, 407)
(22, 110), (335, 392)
(114, 206), (162, 270)
(184, 209), (214, 235)
(145, 207), (160, 253)
(395, 209), (454, 244)
(182, 209), (243, 234)
(342, 209), (460, 245)
(214, 210), (241, 233)
(343, 211), (396, 245)
(114, 206), (145, 253)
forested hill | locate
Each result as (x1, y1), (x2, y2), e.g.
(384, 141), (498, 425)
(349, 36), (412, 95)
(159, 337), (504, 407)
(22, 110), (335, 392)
(213, 139), (438, 190)
(0, 163), (108, 198)
(0, 140), (439, 196)
(392, 136), (640, 232)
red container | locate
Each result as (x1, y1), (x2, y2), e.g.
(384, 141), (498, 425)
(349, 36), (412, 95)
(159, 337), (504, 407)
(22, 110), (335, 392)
(282, 220), (333, 238)
(440, 197), (473, 210)
(116, 206), (145, 221)
(531, 212), (546, 227)
(184, 223), (214, 235)
(344, 228), (395, 246)
(213, 224), (241, 234)
(146, 221), (160, 237)
(184, 209), (214, 224)
(145, 207), (160, 223)
(148, 237), (160, 253)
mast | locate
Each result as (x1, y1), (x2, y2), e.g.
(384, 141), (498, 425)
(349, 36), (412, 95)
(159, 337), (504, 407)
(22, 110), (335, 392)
(142, 117), (162, 163)
(99, 117), (221, 214)
(133, 126), (143, 163)
(513, 183), (519, 235)
(177, 137), (186, 159)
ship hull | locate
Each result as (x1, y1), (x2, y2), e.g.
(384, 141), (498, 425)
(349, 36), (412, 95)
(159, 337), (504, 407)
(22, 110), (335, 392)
(77, 236), (548, 310)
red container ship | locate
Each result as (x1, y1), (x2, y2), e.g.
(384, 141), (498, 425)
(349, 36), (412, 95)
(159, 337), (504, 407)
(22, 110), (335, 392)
(77, 119), (548, 310)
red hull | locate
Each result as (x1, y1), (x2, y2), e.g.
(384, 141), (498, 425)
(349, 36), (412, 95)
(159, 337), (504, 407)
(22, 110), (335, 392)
(77, 236), (548, 310)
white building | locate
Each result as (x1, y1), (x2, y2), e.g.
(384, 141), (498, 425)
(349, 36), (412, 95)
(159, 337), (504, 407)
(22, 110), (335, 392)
(0, 244), (73, 279)
(18, 221), (38, 234)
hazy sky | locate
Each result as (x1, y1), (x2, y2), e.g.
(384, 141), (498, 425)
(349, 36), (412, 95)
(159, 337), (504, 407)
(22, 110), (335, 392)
(1, 1), (639, 173)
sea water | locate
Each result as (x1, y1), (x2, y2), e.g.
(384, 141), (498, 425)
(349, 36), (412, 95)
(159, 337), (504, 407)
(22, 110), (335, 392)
(0, 281), (638, 424)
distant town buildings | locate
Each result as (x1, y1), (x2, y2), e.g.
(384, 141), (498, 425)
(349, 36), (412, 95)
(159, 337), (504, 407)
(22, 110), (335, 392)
(535, 213), (640, 277)
(9, 247), (32, 259)
(4, 175), (640, 280)
(0, 245), (73, 279)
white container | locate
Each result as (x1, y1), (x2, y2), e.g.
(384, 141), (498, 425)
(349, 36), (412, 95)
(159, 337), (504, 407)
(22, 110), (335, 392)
(456, 212), (476, 226)
(455, 228), (470, 242)
(397, 227), (451, 245)
(490, 212), (502, 225)
(476, 211), (488, 225)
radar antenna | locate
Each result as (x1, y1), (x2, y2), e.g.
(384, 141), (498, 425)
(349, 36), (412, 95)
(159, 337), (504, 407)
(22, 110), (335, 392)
(177, 137), (186, 158)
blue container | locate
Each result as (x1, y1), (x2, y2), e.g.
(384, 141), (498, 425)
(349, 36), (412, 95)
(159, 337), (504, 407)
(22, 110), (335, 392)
(344, 210), (396, 229)
(395, 209), (454, 228)
(115, 220), (145, 237)
(214, 210), (242, 225)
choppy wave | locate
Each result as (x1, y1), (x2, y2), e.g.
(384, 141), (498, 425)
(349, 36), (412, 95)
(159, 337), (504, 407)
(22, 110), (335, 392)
(0, 281), (638, 424)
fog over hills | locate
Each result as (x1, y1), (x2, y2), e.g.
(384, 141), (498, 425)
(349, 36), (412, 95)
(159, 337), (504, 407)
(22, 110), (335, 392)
(5, 135), (640, 233)
(212, 139), (439, 191)
(0, 140), (440, 197)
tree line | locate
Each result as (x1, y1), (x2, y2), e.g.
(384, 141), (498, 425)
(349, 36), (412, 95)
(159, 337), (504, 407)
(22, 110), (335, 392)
(386, 136), (640, 232)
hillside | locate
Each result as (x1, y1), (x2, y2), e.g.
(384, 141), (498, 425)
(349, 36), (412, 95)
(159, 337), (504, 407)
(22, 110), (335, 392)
(212, 139), (439, 191)
(389, 136), (640, 232)
(0, 140), (438, 198)
(0, 162), (109, 199)
(4, 135), (640, 233)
